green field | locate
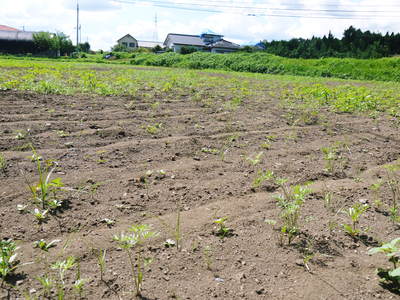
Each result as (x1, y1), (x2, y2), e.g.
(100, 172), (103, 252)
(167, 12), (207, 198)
(3, 51), (400, 82)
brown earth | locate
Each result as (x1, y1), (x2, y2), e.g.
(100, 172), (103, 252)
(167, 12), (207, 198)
(0, 88), (400, 300)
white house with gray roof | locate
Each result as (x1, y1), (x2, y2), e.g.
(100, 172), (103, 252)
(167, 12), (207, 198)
(163, 33), (240, 53)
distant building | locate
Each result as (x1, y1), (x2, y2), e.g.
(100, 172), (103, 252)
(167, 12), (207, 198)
(0, 25), (36, 53)
(137, 40), (163, 49)
(117, 34), (163, 50)
(117, 34), (138, 50)
(163, 33), (240, 53)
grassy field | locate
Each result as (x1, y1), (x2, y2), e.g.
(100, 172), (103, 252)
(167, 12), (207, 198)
(3, 51), (400, 82)
(0, 58), (400, 299)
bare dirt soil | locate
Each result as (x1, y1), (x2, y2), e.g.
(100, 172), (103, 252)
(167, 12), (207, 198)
(0, 88), (400, 299)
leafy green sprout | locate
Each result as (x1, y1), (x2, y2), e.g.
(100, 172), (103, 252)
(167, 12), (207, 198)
(145, 123), (162, 135)
(33, 208), (49, 224)
(37, 274), (54, 298)
(252, 170), (274, 189)
(369, 238), (400, 285)
(213, 217), (233, 238)
(33, 239), (60, 252)
(25, 147), (64, 210)
(342, 203), (369, 237)
(51, 256), (76, 285)
(384, 163), (400, 223)
(246, 151), (264, 166)
(0, 239), (19, 283)
(263, 171), (312, 244)
(113, 224), (158, 297)
(321, 146), (338, 173)
(203, 246), (213, 271)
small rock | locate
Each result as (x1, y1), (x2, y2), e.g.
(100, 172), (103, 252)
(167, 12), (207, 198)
(295, 259), (304, 266)
(214, 277), (224, 283)
(29, 288), (37, 294)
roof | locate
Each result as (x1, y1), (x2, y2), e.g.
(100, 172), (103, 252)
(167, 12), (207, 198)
(0, 25), (18, 31)
(164, 33), (206, 47)
(210, 39), (240, 49)
(138, 40), (163, 48)
(117, 34), (137, 43)
(0, 30), (34, 41)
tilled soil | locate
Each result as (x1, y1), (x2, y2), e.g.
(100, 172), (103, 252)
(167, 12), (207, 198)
(0, 88), (400, 300)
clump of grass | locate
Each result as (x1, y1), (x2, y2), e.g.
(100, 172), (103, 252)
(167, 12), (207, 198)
(263, 171), (312, 245)
(0, 153), (7, 172)
(113, 224), (158, 297)
(0, 239), (20, 283)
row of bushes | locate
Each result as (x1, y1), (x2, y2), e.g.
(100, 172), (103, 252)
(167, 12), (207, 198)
(129, 52), (400, 82)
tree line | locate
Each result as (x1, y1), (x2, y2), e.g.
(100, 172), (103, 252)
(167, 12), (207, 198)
(259, 26), (400, 59)
(32, 32), (90, 56)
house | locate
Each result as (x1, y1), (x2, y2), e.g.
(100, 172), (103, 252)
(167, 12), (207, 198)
(0, 25), (36, 53)
(163, 32), (240, 53)
(117, 34), (138, 50)
(117, 34), (163, 50)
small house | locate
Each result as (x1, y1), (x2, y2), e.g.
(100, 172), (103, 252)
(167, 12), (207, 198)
(117, 34), (138, 50)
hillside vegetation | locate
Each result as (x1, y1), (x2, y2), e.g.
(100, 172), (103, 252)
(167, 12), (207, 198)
(130, 52), (400, 82)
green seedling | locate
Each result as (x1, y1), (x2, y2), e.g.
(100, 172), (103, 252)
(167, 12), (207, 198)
(14, 129), (29, 140)
(384, 163), (400, 223)
(96, 249), (107, 282)
(25, 147), (64, 210)
(201, 147), (220, 155)
(323, 190), (334, 212)
(342, 203), (369, 237)
(369, 237), (400, 287)
(145, 123), (162, 135)
(17, 204), (28, 213)
(37, 274), (54, 298)
(0, 153), (6, 172)
(158, 200), (182, 251)
(246, 152), (263, 166)
(73, 278), (86, 298)
(263, 171), (312, 244)
(213, 217), (233, 238)
(321, 146), (338, 173)
(252, 170), (274, 189)
(0, 239), (19, 282)
(370, 181), (383, 203)
(34, 239), (60, 252)
(51, 256), (76, 285)
(113, 224), (158, 297)
(203, 246), (213, 271)
(101, 218), (115, 227)
(33, 208), (48, 224)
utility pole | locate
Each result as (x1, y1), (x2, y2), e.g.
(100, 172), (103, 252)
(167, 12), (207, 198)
(153, 13), (158, 41)
(76, 1), (80, 47)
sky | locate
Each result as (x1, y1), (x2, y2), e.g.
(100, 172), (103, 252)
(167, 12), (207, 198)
(1, 0), (400, 50)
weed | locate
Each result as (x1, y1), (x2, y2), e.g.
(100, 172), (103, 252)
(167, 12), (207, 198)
(33, 208), (49, 224)
(384, 163), (400, 223)
(263, 171), (312, 244)
(96, 249), (107, 282)
(369, 238), (400, 287)
(51, 256), (76, 285)
(113, 224), (158, 297)
(145, 123), (162, 135)
(213, 217), (233, 238)
(25, 147), (64, 210)
(0, 239), (20, 282)
(37, 274), (54, 298)
(246, 152), (264, 166)
(342, 203), (369, 237)
(203, 246), (213, 271)
(252, 170), (274, 189)
(33, 239), (60, 252)
(0, 153), (7, 172)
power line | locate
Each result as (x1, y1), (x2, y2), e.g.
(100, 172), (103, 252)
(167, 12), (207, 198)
(128, 0), (400, 14)
(111, 0), (400, 19)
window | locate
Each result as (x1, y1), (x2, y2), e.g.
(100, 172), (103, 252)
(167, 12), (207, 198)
(129, 43), (136, 48)
(122, 42), (127, 47)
